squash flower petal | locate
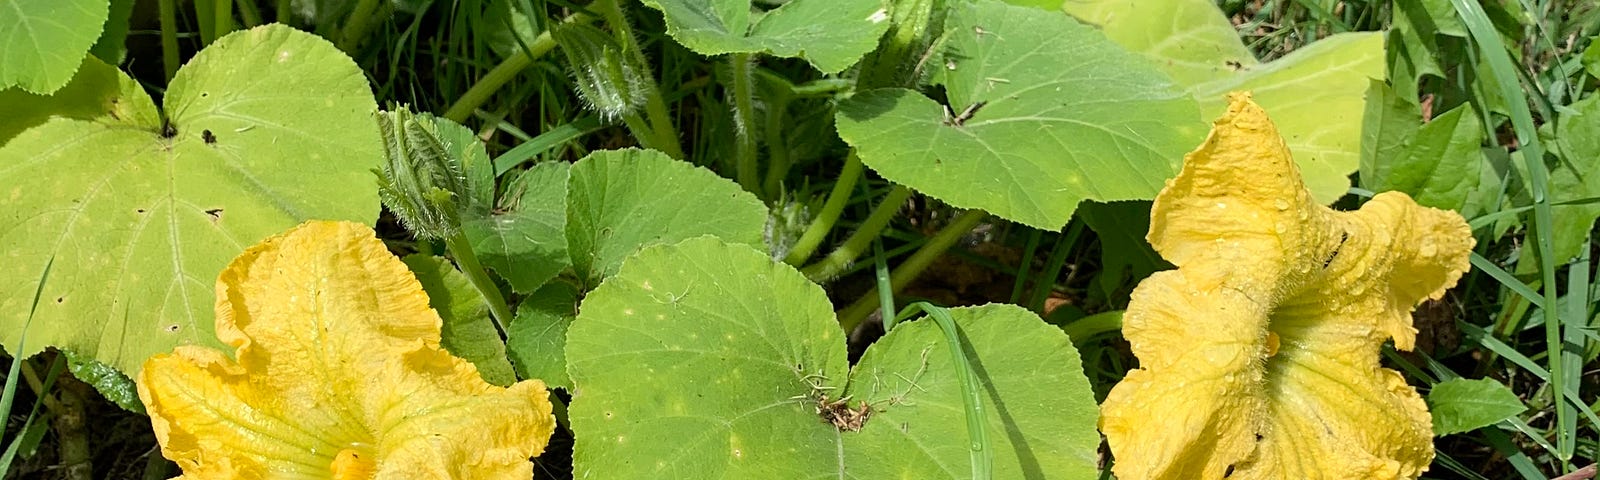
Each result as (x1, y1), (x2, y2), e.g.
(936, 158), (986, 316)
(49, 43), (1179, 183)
(136, 221), (555, 479)
(1099, 93), (1473, 480)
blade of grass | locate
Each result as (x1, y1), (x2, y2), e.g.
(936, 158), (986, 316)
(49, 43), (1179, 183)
(838, 210), (988, 331)
(1460, 322), (1600, 427)
(1483, 427), (1553, 480)
(1026, 220), (1084, 313)
(1467, 197), (1600, 230)
(492, 115), (604, 176)
(0, 258), (53, 477)
(1, 355), (65, 474)
(874, 240), (896, 331)
(893, 303), (991, 480)
(1451, 0), (1576, 465)
(1502, 415), (1562, 460)
(1470, 252), (1546, 309)
(1009, 229), (1041, 304)
(1559, 245), (1588, 460)
(1433, 450), (1495, 480)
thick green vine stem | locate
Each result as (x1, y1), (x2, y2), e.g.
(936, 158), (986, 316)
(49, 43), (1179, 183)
(158, 0), (180, 81)
(838, 209), (988, 332)
(337, 0), (391, 53)
(443, 13), (595, 123)
(782, 153), (866, 265)
(729, 53), (762, 195)
(593, 0), (683, 159)
(801, 185), (913, 281)
(444, 233), (512, 338)
(893, 303), (992, 480)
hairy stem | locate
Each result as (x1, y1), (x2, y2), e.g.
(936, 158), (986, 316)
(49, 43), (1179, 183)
(837, 210), (988, 332)
(801, 185), (913, 281)
(595, 0), (683, 158)
(336, 0), (386, 52)
(782, 153), (865, 265)
(443, 233), (512, 337)
(444, 13), (591, 123)
(729, 53), (761, 194)
(158, 0), (179, 81)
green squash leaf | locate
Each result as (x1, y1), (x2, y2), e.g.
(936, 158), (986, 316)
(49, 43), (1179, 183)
(1079, 201), (1168, 301)
(836, 0), (1202, 230)
(565, 148), (767, 287)
(567, 237), (1101, 478)
(464, 162), (570, 293)
(0, 0), (109, 93)
(1534, 95), (1600, 264)
(404, 254), (517, 386)
(0, 25), (383, 376)
(88, 0), (134, 65)
(507, 282), (578, 389)
(1065, 0), (1386, 204)
(63, 349), (143, 413)
(640, 0), (890, 73)
(0, 56), (150, 145)
(1427, 377), (1526, 436)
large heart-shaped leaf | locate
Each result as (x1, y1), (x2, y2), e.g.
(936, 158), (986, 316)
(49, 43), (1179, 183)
(0, 56), (148, 145)
(567, 237), (1100, 478)
(640, 0), (890, 73)
(1064, 0), (1385, 204)
(0, 25), (382, 374)
(0, 0), (109, 93)
(565, 148), (767, 287)
(464, 162), (571, 293)
(836, 0), (1202, 230)
(496, 149), (766, 386)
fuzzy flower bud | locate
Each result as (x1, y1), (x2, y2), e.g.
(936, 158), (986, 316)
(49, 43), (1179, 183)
(374, 107), (467, 240)
(552, 23), (654, 121)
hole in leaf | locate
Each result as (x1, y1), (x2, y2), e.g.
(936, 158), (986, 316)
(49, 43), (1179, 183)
(202, 129), (217, 144)
(205, 208), (223, 222)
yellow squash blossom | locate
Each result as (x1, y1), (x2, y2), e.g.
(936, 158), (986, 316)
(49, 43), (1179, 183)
(1100, 93), (1473, 480)
(136, 221), (555, 479)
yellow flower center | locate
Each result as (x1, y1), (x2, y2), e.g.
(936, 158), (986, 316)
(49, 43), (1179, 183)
(330, 443), (378, 480)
